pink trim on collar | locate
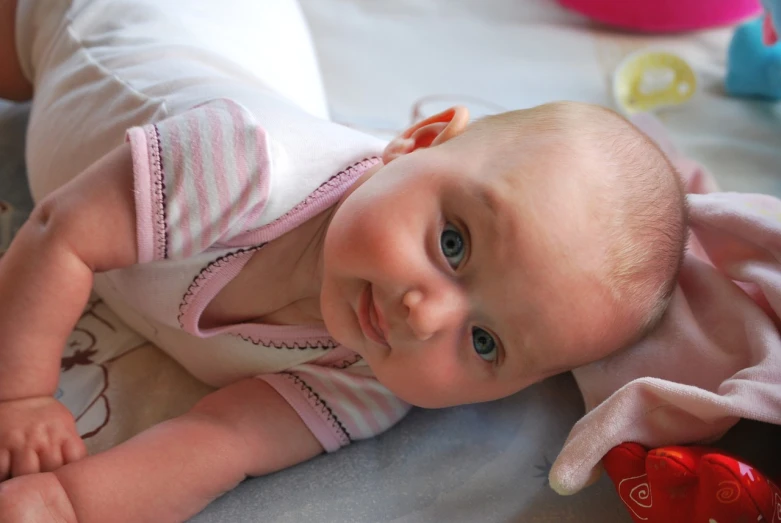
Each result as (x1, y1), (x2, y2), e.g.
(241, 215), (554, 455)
(177, 157), (380, 346)
(225, 157), (380, 247)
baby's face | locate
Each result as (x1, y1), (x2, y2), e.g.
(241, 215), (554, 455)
(321, 130), (636, 408)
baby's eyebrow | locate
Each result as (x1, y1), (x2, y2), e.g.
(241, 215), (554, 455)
(470, 184), (501, 222)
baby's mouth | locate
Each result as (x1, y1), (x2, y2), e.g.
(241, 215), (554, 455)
(359, 283), (389, 346)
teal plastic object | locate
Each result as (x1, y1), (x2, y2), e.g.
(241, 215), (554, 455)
(726, 17), (781, 100)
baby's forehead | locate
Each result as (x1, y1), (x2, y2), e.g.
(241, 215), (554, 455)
(442, 170), (521, 222)
(436, 131), (605, 228)
(444, 175), (539, 269)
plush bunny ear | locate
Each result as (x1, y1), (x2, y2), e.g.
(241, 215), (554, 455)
(551, 176), (781, 498)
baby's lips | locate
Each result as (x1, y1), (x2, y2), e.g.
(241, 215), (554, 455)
(763, 14), (778, 46)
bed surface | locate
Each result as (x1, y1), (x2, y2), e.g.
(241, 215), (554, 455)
(2, 1), (780, 522)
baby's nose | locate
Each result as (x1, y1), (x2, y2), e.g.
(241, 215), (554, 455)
(402, 286), (465, 341)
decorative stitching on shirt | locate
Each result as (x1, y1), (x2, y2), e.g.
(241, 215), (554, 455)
(150, 125), (168, 260)
(280, 371), (352, 444)
(332, 353), (363, 369)
(178, 157), (379, 343)
(178, 246), (336, 349)
(234, 334), (338, 350)
(259, 157), (381, 232)
(178, 245), (266, 325)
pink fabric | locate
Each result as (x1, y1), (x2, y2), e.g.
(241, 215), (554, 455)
(176, 249), (256, 337)
(259, 372), (350, 452)
(549, 114), (781, 495)
(258, 357), (411, 453)
(125, 99), (272, 261)
(558, 0), (761, 32)
(126, 127), (156, 264)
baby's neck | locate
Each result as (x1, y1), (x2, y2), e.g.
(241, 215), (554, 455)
(201, 207), (334, 328)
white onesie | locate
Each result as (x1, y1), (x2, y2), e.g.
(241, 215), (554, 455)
(16, 0), (411, 451)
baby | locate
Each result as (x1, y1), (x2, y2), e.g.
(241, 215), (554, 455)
(0, 0), (686, 521)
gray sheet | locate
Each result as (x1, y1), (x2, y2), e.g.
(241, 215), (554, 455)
(190, 376), (628, 523)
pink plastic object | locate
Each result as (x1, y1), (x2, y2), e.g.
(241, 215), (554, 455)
(558, 0), (762, 33)
(763, 13), (779, 44)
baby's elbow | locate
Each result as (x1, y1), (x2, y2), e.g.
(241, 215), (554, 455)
(29, 194), (77, 249)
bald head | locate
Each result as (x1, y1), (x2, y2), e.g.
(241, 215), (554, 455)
(460, 102), (687, 351)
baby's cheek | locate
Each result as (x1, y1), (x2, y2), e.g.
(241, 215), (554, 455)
(335, 212), (382, 263)
(319, 279), (356, 343)
(383, 350), (471, 408)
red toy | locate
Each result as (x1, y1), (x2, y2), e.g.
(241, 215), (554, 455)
(604, 443), (781, 522)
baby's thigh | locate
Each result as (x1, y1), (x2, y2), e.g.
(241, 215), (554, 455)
(18, 0), (167, 201)
(19, 0), (327, 202)
(172, 0), (329, 119)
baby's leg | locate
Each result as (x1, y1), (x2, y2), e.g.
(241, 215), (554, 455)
(20, 0), (329, 202)
(0, 0), (32, 102)
(181, 0), (330, 120)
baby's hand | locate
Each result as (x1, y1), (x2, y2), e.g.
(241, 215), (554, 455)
(0, 472), (78, 523)
(0, 397), (86, 481)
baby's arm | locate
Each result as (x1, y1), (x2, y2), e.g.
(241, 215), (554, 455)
(0, 378), (323, 523)
(0, 143), (138, 477)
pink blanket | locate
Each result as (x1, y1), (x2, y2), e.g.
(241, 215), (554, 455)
(550, 114), (781, 494)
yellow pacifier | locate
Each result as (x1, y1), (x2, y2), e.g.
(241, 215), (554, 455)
(613, 50), (697, 114)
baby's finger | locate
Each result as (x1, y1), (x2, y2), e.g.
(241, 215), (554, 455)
(38, 445), (64, 473)
(0, 449), (10, 481)
(61, 437), (87, 464)
(10, 447), (40, 477)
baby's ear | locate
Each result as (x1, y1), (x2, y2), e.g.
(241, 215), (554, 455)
(382, 106), (470, 164)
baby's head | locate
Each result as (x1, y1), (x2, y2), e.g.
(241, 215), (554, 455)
(321, 102), (687, 408)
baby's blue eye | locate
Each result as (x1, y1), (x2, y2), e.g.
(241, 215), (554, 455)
(441, 224), (465, 268)
(472, 328), (497, 362)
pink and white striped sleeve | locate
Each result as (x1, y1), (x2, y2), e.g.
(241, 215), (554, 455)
(259, 364), (412, 452)
(126, 99), (271, 262)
